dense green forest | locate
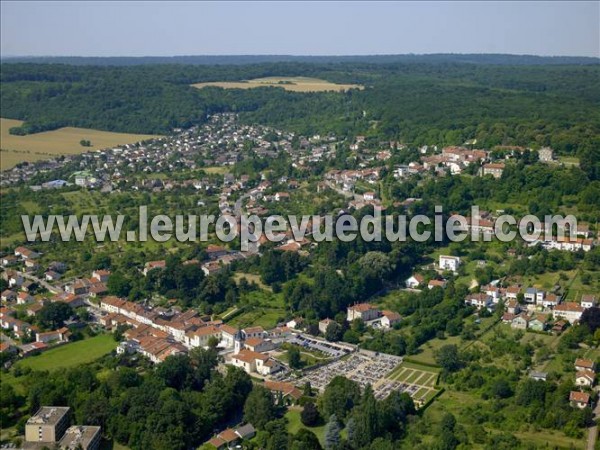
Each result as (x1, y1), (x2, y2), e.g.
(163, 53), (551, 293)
(2, 61), (599, 154)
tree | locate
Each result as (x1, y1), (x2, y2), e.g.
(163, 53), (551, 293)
(435, 344), (463, 373)
(38, 302), (72, 329)
(325, 321), (343, 342)
(244, 386), (276, 430)
(324, 414), (341, 450)
(319, 376), (361, 421)
(288, 346), (302, 369)
(351, 385), (380, 448)
(301, 401), (320, 427)
(289, 428), (322, 450)
(107, 273), (131, 297)
(581, 307), (600, 333)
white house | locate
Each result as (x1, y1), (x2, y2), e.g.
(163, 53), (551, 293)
(576, 370), (596, 387)
(581, 295), (597, 309)
(553, 302), (584, 324)
(439, 255), (461, 272)
(405, 274), (424, 289)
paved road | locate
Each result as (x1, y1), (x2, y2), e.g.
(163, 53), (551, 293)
(18, 271), (62, 294)
(587, 400), (600, 450)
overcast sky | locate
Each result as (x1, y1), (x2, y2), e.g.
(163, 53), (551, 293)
(1, 1), (598, 57)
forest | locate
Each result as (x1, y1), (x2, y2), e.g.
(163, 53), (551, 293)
(1, 60), (599, 154)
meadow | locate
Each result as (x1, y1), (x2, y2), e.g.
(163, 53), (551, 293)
(0, 118), (159, 170)
(192, 76), (363, 93)
(14, 334), (117, 372)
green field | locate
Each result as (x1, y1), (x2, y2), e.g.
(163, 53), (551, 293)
(15, 334), (117, 372)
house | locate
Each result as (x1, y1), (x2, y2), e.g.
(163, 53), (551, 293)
(505, 285), (521, 300)
(439, 255), (461, 272)
(506, 299), (521, 315)
(347, 303), (380, 322)
(241, 326), (265, 340)
(481, 163), (505, 179)
(552, 320), (568, 334)
(553, 302), (584, 324)
(1, 255), (18, 267)
(219, 324), (239, 348)
(428, 279), (447, 290)
(524, 287), (545, 304)
(230, 349), (279, 376)
(569, 391), (590, 409)
(0, 342), (17, 354)
(186, 326), (221, 349)
(501, 312), (516, 323)
(319, 318), (334, 334)
(36, 327), (71, 344)
(1, 290), (17, 302)
(264, 380), (303, 404)
(574, 358), (596, 372)
(44, 271), (62, 282)
(274, 192), (290, 201)
(381, 310), (401, 328)
(528, 315), (548, 331)
(542, 293), (560, 308)
(465, 293), (493, 310)
(405, 274), (424, 289)
(286, 317), (304, 330)
(576, 370), (596, 387)
(581, 295), (597, 309)
(92, 269), (111, 283)
(143, 260), (166, 276)
(206, 245), (228, 260)
(243, 337), (275, 353)
(7, 272), (23, 288)
(14, 246), (40, 260)
(363, 191), (376, 201)
(511, 314), (530, 330)
(17, 292), (34, 305)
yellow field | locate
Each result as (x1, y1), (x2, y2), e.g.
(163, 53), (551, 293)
(0, 118), (160, 170)
(192, 76), (363, 92)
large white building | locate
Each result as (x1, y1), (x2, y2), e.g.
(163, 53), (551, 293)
(439, 255), (461, 272)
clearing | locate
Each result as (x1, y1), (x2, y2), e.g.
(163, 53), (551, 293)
(0, 118), (160, 170)
(192, 76), (363, 93)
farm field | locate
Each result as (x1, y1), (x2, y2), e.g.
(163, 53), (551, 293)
(14, 334), (117, 372)
(0, 118), (160, 170)
(192, 76), (363, 92)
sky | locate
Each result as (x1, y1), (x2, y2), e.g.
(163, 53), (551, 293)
(1, 1), (598, 57)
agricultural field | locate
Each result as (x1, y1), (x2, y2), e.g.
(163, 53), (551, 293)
(0, 118), (159, 170)
(192, 76), (363, 92)
(14, 334), (117, 372)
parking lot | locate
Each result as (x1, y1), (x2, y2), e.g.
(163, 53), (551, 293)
(287, 334), (352, 358)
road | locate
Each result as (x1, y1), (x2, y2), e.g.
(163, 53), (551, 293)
(17, 270), (62, 294)
(587, 400), (600, 450)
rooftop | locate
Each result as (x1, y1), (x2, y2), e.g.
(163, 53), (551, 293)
(59, 425), (101, 449)
(27, 406), (70, 426)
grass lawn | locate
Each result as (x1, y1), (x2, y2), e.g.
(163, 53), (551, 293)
(285, 409), (327, 445)
(15, 334), (117, 372)
(411, 335), (462, 365)
(227, 307), (285, 330)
